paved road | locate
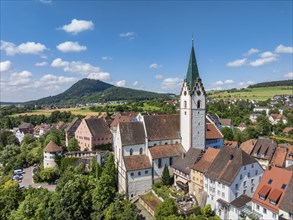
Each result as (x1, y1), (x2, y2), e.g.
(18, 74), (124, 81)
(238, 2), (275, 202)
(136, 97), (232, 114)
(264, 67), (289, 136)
(19, 166), (56, 191)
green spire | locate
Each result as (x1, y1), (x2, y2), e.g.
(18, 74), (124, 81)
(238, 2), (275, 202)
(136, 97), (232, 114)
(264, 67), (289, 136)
(186, 38), (200, 91)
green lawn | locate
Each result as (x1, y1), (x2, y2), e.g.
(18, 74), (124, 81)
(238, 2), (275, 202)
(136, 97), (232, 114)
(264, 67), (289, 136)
(208, 86), (293, 101)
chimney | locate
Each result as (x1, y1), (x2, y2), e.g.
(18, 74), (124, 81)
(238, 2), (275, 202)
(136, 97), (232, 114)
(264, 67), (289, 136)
(230, 154), (234, 160)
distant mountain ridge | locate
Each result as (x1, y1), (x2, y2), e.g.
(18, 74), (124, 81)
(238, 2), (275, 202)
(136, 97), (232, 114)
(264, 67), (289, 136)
(26, 78), (175, 105)
(248, 79), (293, 88)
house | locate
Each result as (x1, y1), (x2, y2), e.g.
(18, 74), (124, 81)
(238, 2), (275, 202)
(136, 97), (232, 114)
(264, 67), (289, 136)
(189, 148), (220, 201)
(204, 146), (264, 220)
(237, 123), (247, 132)
(270, 145), (287, 168)
(269, 114), (288, 125)
(54, 121), (69, 130)
(75, 116), (112, 151)
(43, 141), (62, 169)
(219, 118), (234, 133)
(278, 170), (293, 220)
(205, 123), (224, 149)
(240, 139), (257, 155)
(65, 117), (81, 146)
(172, 148), (203, 193)
(206, 113), (222, 130)
(110, 112), (137, 140)
(253, 107), (270, 116)
(283, 127), (293, 134)
(14, 122), (34, 143)
(249, 114), (263, 123)
(33, 123), (51, 138)
(285, 144), (293, 167)
(251, 166), (292, 220)
(250, 138), (277, 169)
(224, 140), (239, 148)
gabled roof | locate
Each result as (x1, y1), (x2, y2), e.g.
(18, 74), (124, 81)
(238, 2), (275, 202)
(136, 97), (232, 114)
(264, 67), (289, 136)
(282, 127), (293, 133)
(84, 117), (111, 137)
(149, 144), (184, 159)
(230, 194), (251, 208)
(19, 122), (34, 130)
(123, 155), (152, 171)
(219, 118), (232, 126)
(279, 176), (293, 213)
(270, 146), (287, 168)
(251, 138), (277, 161)
(240, 139), (256, 155)
(224, 141), (238, 148)
(206, 146), (257, 186)
(191, 148), (220, 173)
(172, 148), (203, 174)
(186, 41), (200, 91)
(252, 166), (292, 213)
(270, 114), (288, 120)
(206, 123), (223, 139)
(43, 141), (62, 153)
(65, 117), (81, 132)
(110, 112), (137, 130)
(238, 123), (247, 128)
(119, 122), (145, 146)
(144, 114), (180, 141)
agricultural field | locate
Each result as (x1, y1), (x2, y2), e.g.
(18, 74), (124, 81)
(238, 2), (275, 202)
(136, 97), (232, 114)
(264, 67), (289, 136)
(208, 86), (292, 101)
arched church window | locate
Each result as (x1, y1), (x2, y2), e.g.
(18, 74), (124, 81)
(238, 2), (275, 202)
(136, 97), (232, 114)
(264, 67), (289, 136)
(139, 148), (143, 155)
(197, 100), (201, 108)
(130, 148), (133, 155)
(184, 101), (187, 108)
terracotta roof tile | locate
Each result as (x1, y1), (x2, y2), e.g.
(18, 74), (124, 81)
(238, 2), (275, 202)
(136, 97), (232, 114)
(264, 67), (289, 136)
(219, 118), (232, 126)
(149, 144), (184, 159)
(251, 138), (277, 160)
(252, 166), (292, 213)
(283, 127), (293, 133)
(43, 141), (62, 153)
(206, 123), (223, 139)
(224, 141), (239, 148)
(119, 122), (145, 146)
(268, 189), (283, 202)
(240, 139), (256, 155)
(270, 114), (288, 120)
(84, 117), (111, 137)
(258, 185), (271, 197)
(123, 155), (152, 171)
(238, 123), (247, 128)
(191, 148), (220, 173)
(279, 176), (293, 213)
(271, 146), (287, 168)
(110, 112), (137, 130)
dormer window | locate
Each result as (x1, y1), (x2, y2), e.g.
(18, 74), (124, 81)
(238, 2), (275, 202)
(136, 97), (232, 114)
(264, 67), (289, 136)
(269, 199), (276, 205)
(268, 179), (273, 185)
(130, 148), (133, 155)
(281, 184), (287, 190)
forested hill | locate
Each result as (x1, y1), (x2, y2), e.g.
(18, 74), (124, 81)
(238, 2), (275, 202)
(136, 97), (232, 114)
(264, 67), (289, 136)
(248, 79), (293, 88)
(26, 78), (174, 105)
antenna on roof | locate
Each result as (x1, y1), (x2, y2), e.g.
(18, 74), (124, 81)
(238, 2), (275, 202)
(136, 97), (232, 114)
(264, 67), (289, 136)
(192, 34), (194, 47)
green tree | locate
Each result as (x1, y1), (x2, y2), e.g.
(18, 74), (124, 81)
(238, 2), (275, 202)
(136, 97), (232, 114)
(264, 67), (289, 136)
(67, 138), (79, 151)
(0, 130), (19, 150)
(221, 127), (234, 141)
(202, 204), (213, 218)
(162, 165), (171, 186)
(102, 154), (116, 186)
(256, 116), (271, 136)
(154, 198), (178, 220)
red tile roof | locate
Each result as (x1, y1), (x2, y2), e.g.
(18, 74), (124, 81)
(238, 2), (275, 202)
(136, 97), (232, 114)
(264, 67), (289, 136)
(258, 185), (271, 197)
(270, 146), (287, 168)
(191, 148), (220, 173)
(123, 155), (152, 171)
(252, 166), (292, 213)
(283, 127), (293, 133)
(270, 114), (288, 120)
(224, 141), (239, 148)
(268, 189), (282, 202)
(149, 144), (184, 159)
(206, 123), (223, 139)
(219, 118), (232, 126)
(240, 139), (256, 155)
(43, 141), (62, 153)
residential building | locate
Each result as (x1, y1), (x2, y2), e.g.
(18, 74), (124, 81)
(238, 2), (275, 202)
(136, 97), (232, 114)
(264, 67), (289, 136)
(253, 107), (270, 116)
(15, 122), (34, 143)
(269, 114), (288, 125)
(237, 123), (247, 132)
(219, 118), (234, 133)
(251, 166), (292, 220)
(278, 171), (293, 220)
(250, 114), (263, 123)
(189, 148), (220, 201)
(65, 117), (81, 146)
(224, 140), (239, 148)
(33, 123), (51, 138)
(43, 141), (62, 169)
(205, 146), (264, 219)
(205, 123), (224, 149)
(240, 139), (256, 155)
(283, 127), (293, 134)
(206, 113), (222, 131)
(75, 116), (112, 151)
(250, 138), (277, 169)
(270, 145), (287, 168)
(285, 144), (293, 167)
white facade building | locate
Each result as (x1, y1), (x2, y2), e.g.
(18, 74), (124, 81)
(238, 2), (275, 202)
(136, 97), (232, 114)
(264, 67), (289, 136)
(43, 141), (62, 169)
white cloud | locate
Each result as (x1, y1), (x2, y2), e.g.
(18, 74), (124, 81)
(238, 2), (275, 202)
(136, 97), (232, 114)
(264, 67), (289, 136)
(215, 80), (224, 85)
(227, 58), (246, 67)
(87, 72), (110, 81)
(51, 58), (110, 79)
(119, 32), (136, 39)
(116, 80), (126, 87)
(0, 61), (12, 72)
(155, 74), (163, 79)
(275, 44), (293, 53)
(224, 79), (234, 84)
(149, 63), (161, 69)
(60, 19), (94, 34)
(243, 48), (259, 56)
(38, 74), (77, 85)
(247, 81), (254, 85)
(284, 72), (293, 79)
(211, 87), (223, 91)
(1, 41), (47, 56)
(8, 71), (32, 86)
(35, 61), (48, 67)
(161, 77), (182, 89)
(133, 81), (139, 86)
(238, 81), (254, 87)
(102, 56), (112, 61)
(56, 41), (87, 52)
(250, 51), (278, 67)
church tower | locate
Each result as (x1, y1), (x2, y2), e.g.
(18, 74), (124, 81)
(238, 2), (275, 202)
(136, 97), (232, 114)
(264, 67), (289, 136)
(180, 40), (206, 152)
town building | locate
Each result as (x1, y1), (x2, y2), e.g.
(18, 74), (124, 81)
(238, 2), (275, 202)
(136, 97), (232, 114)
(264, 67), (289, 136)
(204, 146), (264, 219)
(75, 116), (112, 151)
(43, 141), (62, 169)
(270, 145), (287, 168)
(278, 171), (293, 220)
(253, 107), (270, 116)
(251, 166), (292, 220)
(224, 140), (239, 148)
(240, 139), (257, 155)
(249, 113), (263, 123)
(65, 117), (81, 147)
(269, 114), (288, 125)
(15, 122), (34, 143)
(237, 123), (247, 132)
(285, 144), (293, 167)
(219, 118), (234, 133)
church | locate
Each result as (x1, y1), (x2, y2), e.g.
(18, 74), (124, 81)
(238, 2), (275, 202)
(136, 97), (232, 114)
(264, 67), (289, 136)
(113, 41), (224, 199)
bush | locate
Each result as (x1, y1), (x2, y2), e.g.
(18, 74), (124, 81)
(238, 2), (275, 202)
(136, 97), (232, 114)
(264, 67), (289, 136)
(60, 158), (78, 171)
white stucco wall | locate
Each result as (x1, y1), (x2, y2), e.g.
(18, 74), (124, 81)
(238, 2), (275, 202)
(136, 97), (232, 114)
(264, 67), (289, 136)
(127, 168), (152, 199)
(252, 202), (278, 220)
(43, 152), (60, 169)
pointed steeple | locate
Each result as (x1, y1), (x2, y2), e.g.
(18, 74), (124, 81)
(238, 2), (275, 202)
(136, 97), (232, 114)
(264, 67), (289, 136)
(186, 37), (200, 91)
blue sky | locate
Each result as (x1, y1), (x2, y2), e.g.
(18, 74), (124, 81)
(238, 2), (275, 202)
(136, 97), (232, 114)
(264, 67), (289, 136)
(0, 0), (292, 102)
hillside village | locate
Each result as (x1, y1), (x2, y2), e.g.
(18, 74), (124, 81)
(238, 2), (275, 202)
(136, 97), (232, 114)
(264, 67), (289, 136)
(1, 42), (292, 220)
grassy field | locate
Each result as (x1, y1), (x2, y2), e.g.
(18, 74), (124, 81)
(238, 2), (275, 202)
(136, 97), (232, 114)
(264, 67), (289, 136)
(12, 103), (163, 117)
(208, 86), (292, 101)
